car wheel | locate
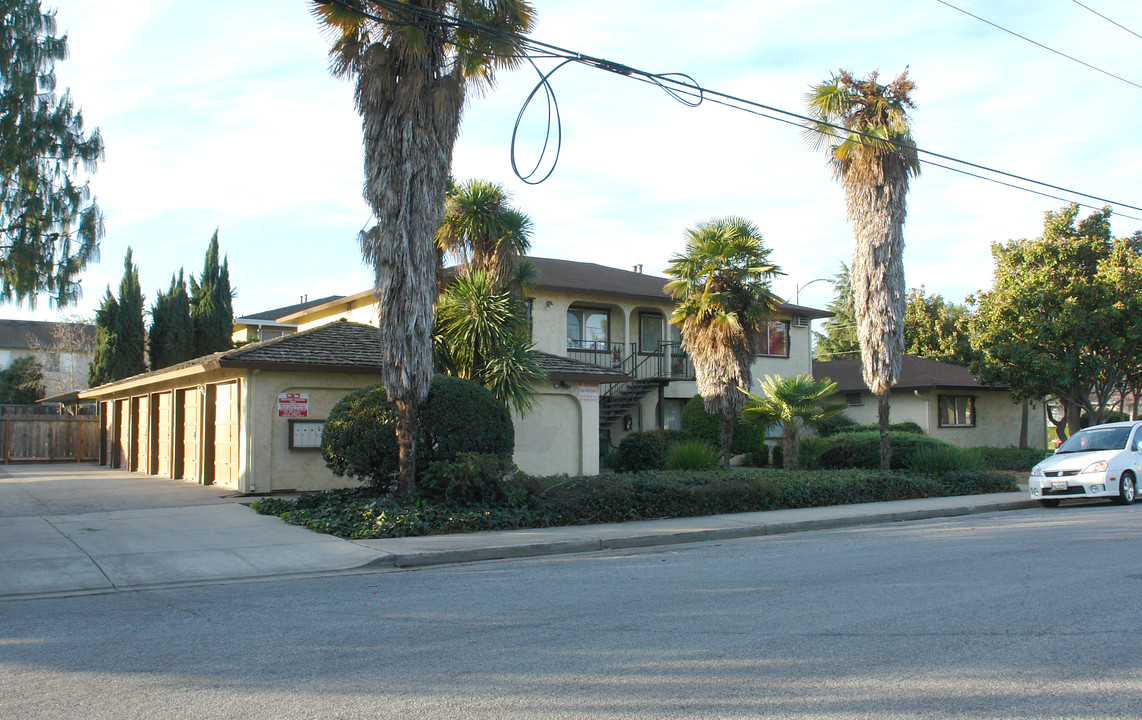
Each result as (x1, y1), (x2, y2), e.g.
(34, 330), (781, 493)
(1039, 499), (1061, 508)
(1116, 472), (1136, 505)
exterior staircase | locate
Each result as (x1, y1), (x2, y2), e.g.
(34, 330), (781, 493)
(566, 341), (695, 433)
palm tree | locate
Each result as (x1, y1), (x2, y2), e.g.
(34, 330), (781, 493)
(804, 69), (920, 471)
(313, 0), (535, 494)
(433, 270), (543, 412)
(665, 217), (782, 467)
(436, 178), (533, 288)
(743, 374), (846, 470)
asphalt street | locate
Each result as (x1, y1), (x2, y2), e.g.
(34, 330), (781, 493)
(4, 503), (1141, 719)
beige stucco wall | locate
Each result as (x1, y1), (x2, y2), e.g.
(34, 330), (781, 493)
(295, 298), (379, 331)
(512, 381), (600, 476)
(832, 389), (1048, 449)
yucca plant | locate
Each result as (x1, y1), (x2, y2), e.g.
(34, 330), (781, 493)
(665, 439), (723, 471)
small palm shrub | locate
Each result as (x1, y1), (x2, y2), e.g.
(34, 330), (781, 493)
(797, 436), (830, 470)
(665, 439), (722, 470)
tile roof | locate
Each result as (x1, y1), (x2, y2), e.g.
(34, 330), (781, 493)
(237, 295), (345, 322)
(813, 355), (1002, 393)
(82, 320), (630, 396)
(533, 351), (631, 382)
(0, 319), (96, 349)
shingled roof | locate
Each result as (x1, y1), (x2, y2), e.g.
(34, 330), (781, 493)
(237, 295), (345, 322)
(82, 320), (629, 396)
(813, 355), (1002, 393)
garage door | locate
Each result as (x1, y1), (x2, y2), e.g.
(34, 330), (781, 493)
(209, 382), (239, 488)
(151, 392), (172, 477)
(132, 395), (149, 472)
(114, 399), (129, 469)
(175, 388), (201, 482)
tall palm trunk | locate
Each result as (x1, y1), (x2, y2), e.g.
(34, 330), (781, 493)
(846, 155), (908, 471)
(357, 43), (464, 494)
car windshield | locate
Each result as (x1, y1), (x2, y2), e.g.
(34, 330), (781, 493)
(1057, 426), (1132, 453)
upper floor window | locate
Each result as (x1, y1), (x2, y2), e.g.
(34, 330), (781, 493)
(757, 320), (789, 357)
(938, 395), (976, 428)
(639, 313), (664, 354)
(567, 307), (609, 350)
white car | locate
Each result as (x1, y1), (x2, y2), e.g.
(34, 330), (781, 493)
(1029, 421), (1142, 507)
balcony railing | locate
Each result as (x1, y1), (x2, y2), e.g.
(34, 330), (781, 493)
(567, 341), (694, 382)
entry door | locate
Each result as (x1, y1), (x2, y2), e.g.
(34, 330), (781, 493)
(175, 388), (201, 482)
(209, 382), (239, 487)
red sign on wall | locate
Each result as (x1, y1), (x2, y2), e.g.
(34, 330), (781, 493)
(278, 392), (309, 418)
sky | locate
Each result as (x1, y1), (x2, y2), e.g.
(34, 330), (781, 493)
(5, 0), (1141, 324)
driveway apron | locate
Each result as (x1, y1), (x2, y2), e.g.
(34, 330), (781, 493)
(0, 464), (389, 599)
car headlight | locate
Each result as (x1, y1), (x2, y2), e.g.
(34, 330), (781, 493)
(1082, 460), (1108, 474)
(1031, 465), (1043, 477)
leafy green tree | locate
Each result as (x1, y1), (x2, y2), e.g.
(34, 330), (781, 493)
(189, 230), (233, 356)
(665, 216), (783, 467)
(433, 270), (543, 413)
(970, 204), (1142, 439)
(149, 269), (194, 370)
(88, 249), (145, 385)
(805, 68), (920, 470)
(743, 374), (846, 470)
(0, 355), (45, 403)
(904, 286), (975, 366)
(813, 263), (858, 361)
(1, 0), (104, 309)
(314, 0), (536, 495)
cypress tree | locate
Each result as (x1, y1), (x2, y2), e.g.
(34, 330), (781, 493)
(88, 288), (118, 387)
(87, 249), (145, 385)
(190, 230), (234, 356)
(149, 269), (194, 370)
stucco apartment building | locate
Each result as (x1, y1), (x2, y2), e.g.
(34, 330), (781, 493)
(81, 257), (827, 492)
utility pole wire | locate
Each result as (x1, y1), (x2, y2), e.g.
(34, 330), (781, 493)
(935, 0), (1142, 91)
(1070, 0), (1142, 42)
(316, 0), (1142, 219)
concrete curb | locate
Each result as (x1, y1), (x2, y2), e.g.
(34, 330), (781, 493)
(373, 496), (1043, 569)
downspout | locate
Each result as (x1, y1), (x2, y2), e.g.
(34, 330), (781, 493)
(914, 390), (931, 435)
(243, 369), (260, 493)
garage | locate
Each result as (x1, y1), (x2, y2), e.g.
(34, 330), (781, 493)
(80, 321), (618, 492)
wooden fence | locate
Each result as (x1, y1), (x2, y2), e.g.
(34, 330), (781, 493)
(0, 416), (100, 463)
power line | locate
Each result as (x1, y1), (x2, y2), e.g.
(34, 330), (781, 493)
(934, 0), (1142, 92)
(316, 0), (1142, 220)
(1070, 0), (1142, 42)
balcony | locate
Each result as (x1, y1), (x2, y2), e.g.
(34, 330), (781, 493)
(567, 341), (695, 383)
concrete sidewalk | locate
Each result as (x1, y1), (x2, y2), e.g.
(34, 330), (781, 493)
(0, 461), (1040, 600)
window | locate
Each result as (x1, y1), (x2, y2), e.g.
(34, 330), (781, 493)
(639, 313), (663, 353)
(845, 392), (863, 407)
(567, 307), (609, 350)
(757, 320), (790, 357)
(938, 395), (976, 428)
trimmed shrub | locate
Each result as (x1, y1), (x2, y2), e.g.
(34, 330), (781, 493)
(814, 414), (858, 437)
(614, 429), (686, 472)
(321, 376), (514, 490)
(771, 443), (784, 469)
(418, 375), (514, 465)
(908, 444), (986, 477)
(419, 452), (526, 505)
(681, 395), (763, 453)
(973, 446), (1050, 471)
(938, 469), (1017, 494)
(817, 430), (946, 470)
(665, 439), (722, 470)
(826, 420), (925, 436)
